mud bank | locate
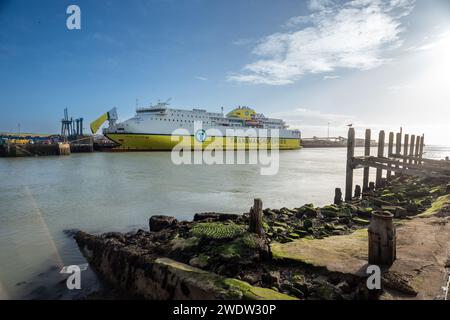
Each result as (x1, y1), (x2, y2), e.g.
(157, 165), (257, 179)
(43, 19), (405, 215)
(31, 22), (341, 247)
(74, 176), (450, 300)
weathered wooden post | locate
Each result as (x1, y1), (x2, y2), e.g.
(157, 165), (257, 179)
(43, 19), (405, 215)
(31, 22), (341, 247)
(409, 134), (415, 164)
(395, 132), (401, 176)
(375, 130), (385, 189)
(368, 211), (396, 266)
(414, 135), (420, 164)
(345, 128), (355, 202)
(363, 129), (371, 192)
(249, 198), (265, 237)
(387, 132), (394, 180)
(334, 188), (343, 205)
(403, 134), (409, 167)
(419, 134), (425, 164)
(354, 185), (361, 199)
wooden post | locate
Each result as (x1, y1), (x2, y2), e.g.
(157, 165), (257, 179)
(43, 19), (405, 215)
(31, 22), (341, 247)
(409, 134), (415, 164)
(418, 134), (425, 164)
(403, 134), (409, 167)
(387, 132), (394, 180)
(368, 211), (396, 266)
(363, 129), (371, 192)
(375, 130), (385, 189)
(345, 128), (355, 202)
(395, 132), (401, 155)
(249, 198), (264, 237)
(414, 135), (420, 164)
(354, 185), (361, 199)
(395, 132), (401, 176)
(334, 188), (343, 205)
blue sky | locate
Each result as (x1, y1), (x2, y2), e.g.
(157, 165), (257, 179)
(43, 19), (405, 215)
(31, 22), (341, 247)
(1, 0), (449, 144)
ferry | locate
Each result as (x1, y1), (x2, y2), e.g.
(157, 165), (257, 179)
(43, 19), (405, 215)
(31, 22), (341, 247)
(90, 102), (301, 150)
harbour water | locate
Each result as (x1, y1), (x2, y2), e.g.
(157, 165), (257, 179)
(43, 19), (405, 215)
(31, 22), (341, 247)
(0, 146), (448, 299)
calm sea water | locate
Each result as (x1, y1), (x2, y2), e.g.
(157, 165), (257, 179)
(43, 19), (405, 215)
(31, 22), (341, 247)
(0, 146), (448, 299)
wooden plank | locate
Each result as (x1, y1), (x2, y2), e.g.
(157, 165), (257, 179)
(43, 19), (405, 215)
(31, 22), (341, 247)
(353, 158), (450, 179)
(395, 132), (401, 176)
(389, 153), (450, 167)
(419, 134), (425, 163)
(363, 129), (371, 192)
(353, 156), (450, 174)
(414, 135), (420, 164)
(376, 130), (385, 188)
(345, 128), (355, 202)
(403, 134), (409, 166)
(409, 134), (416, 164)
(387, 132), (394, 180)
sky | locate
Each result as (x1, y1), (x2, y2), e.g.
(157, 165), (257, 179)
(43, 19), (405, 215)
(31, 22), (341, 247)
(0, 0), (449, 144)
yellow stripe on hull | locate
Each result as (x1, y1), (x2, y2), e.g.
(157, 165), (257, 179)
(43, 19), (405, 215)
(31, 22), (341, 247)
(106, 134), (301, 151)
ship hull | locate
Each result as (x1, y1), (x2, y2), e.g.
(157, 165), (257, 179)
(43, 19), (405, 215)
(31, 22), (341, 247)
(106, 133), (301, 151)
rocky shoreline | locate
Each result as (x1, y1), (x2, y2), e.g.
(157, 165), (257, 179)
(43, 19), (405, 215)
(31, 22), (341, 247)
(74, 175), (450, 300)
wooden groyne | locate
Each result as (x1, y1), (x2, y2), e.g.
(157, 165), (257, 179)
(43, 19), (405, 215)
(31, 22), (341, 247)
(344, 128), (450, 201)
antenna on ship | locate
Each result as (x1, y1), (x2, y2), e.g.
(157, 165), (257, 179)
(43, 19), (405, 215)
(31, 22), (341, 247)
(221, 107), (224, 116)
(136, 98), (139, 109)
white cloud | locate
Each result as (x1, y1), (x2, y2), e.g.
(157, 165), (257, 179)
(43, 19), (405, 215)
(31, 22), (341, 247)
(408, 30), (450, 51)
(195, 76), (208, 81)
(229, 0), (415, 85)
(308, 0), (335, 11)
(323, 74), (340, 80)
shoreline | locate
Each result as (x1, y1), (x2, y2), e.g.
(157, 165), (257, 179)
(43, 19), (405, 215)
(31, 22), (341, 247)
(73, 175), (450, 300)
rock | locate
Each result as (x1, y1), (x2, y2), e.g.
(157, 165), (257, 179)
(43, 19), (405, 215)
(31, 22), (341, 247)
(406, 188), (430, 198)
(381, 205), (407, 218)
(292, 275), (309, 296)
(356, 207), (373, 219)
(303, 219), (313, 230)
(281, 282), (304, 299)
(193, 212), (239, 222)
(262, 271), (280, 287)
(382, 271), (417, 296)
(380, 193), (399, 203)
(280, 207), (296, 216)
(336, 281), (352, 294)
(149, 215), (178, 232)
(296, 204), (317, 218)
(406, 202), (419, 214)
(446, 184), (450, 194)
(312, 279), (343, 300)
(241, 273), (260, 284)
(320, 209), (338, 218)
(263, 209), (276, 217)
(288, 233), (300, 239)
(189, 254), (210, 269)
(352, 217), (370, 225)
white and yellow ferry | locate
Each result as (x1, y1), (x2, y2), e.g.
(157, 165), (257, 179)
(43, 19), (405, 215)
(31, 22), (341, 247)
(90, 102), (301, 150)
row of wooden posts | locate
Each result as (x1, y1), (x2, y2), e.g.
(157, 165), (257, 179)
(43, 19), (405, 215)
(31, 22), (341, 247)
(345, 128), (428, 202)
